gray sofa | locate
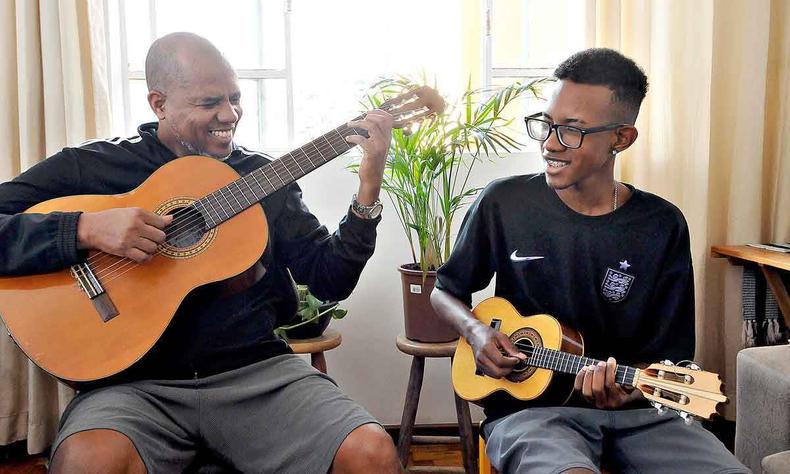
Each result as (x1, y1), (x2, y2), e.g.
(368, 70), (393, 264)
(735, 345), (790, 473)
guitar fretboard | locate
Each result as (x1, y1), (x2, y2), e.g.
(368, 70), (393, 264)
(521, 346), (638, 386)
(192, 116), (367, 228)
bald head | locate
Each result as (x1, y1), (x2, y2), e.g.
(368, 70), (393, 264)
(145, 32), (232, 93)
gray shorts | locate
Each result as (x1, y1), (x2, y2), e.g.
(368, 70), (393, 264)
(52, 354), (377, 473)
(483, 406), (750, 474)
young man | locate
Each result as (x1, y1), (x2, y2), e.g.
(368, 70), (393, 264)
(431, 48), (748, 473)
(0, 33), (400, 473)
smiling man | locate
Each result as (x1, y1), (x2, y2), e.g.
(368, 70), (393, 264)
(431, 48), (748, 473)
(0, 33), (399, 473)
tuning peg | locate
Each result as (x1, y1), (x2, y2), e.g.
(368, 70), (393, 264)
(679, 412), (694, 425)
(677, 360), (702, 371)
(660, 359), (675, 366)
(652, 402), (667, 416)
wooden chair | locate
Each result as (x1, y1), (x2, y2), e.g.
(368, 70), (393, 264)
(288, 328), (342, 373)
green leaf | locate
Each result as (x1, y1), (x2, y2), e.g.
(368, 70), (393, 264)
(357, 74), (545, 279)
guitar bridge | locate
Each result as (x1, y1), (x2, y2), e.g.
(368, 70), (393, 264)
(70, 262), (119, 322)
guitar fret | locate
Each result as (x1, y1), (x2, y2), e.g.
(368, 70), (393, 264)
(249, 173), (267, 197)
(292, 149), (307, 174)
(310, 141), (325, 164)
(332, 128), (348, 144)
(259, 168), (276, 190)
(322, 135), (339, 155)
(202, 196), (220, 224)
(269, 162), (285, 185)
(194, 201), (215, 228)
(213, 192), (231, 219)
(238, 180), (254, 205)
(229, 183), (244, 208)
(280, 158), (296, 180)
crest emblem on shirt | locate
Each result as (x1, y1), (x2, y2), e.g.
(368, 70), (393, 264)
(600, 264), (635, 303)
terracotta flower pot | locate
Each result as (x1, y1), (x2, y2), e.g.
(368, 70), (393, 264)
(398, 264), (458, 342)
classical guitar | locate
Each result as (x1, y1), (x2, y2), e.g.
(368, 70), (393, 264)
(0, 87), (445, 383)
(453, 297), (727, 421)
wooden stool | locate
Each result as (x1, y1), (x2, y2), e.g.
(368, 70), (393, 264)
(396, 335), (477, 474)
(288, 328), (342, 374)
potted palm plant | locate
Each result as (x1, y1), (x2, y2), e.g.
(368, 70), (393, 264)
(355, 76), (547, 342)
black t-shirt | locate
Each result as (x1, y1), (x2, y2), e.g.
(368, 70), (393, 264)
(436, 173), (695, 418)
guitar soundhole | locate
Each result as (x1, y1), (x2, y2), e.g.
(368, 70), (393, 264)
(165, 206), (207, 248)
(507, 328), (542, 383)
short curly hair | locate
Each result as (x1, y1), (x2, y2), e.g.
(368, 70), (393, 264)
(554, 48), (648, 123)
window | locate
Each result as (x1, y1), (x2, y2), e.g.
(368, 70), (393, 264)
(484, 0), (589, 150)
(105, 0), (588, 154)
(105, 0), (290, 150)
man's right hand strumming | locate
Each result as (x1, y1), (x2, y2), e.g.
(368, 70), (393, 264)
(77, 208), (172, 262)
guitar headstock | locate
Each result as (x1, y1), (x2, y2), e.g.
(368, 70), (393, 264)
(378, 86), (446, 131)
(635, 360), (728, 422)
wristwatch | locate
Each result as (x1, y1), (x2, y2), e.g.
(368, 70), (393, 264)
(351, 194), (383, 219)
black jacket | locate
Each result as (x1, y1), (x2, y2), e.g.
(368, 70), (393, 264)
(0, 123), (379, 383)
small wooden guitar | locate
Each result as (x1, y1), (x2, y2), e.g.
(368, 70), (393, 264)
(453, 297), (727, 421)
(0, 87), (445, 383)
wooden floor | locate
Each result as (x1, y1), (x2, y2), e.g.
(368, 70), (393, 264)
(0, 442), (465, 473)
(0, 418), (736, 473)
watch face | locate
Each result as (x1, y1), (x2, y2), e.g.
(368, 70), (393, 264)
(369, 203), (383, 219)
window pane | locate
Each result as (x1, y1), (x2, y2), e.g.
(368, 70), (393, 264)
(234, 80), (260, 149)
(128, 79), (157, 135)
(153, 0), (285, 70)
(121, 0), (286, 71)
(290, 0), (464, 144)
(492, 0), (586, 69)
(123, 2), (153, 72)
(234, 79), (289, 152)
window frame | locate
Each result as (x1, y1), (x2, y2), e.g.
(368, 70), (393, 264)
(105, 0), (294, 148)
(480, 0), (593, 88)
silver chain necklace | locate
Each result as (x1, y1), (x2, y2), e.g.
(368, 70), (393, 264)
(613, 181), (619, 212)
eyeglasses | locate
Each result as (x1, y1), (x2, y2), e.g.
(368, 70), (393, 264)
(524, 113), (627, 149)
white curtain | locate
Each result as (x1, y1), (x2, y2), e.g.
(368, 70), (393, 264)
(0, 0), (110, 453)
(591, 0), (790, 417)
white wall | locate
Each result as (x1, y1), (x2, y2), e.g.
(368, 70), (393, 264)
(293, 151), (545, 426)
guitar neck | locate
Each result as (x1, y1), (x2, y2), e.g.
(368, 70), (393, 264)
(522, 346), (639, 386)
(193, 116), (367, 228)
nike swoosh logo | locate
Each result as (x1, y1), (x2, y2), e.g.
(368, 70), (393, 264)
(510, 251), (544, 262)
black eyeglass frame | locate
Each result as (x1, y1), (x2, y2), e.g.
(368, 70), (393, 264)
(524, 113), (629, 149)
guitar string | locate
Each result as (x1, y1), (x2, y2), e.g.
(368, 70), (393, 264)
(85, 125), (355, 280)
(84, 97), (428, 277)
(82, 101), (429, 286)
(505, 344), (689, 407)
(512, 342), (635, 384)
(83, 119), (363, 274)
(84, 124), (360, 285)
(81, 95), (424, 274)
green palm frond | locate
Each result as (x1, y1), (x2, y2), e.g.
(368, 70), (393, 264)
(349, 76), (546, 276)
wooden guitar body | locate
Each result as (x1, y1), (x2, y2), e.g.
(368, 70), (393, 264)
(0, 156), (268, 382)
(453, 297), (583, 404)
(453, 297), (728, 420)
